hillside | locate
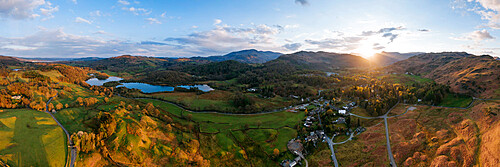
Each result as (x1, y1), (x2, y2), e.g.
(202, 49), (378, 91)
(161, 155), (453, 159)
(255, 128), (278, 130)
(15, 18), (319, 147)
(388, 52), (472, 75)
(269, 51), (372, 71)
(425, 55), (500, 98)
(0, 55), (22, 66)
(193, 49), (282, 63)
(369, 51), (423, 66)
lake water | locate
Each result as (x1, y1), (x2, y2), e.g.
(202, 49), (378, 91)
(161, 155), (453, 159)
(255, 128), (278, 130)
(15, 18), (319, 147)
(85, 76), (214, 93)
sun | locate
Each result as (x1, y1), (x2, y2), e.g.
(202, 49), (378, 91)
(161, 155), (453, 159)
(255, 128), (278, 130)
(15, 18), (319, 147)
(355, 45), (377, 59)
(354, 40), (380, 58)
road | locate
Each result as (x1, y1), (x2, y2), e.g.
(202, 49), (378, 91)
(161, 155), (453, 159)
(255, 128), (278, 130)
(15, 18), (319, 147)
(43, 94), (76, 167)
(348, 102), (402, 167)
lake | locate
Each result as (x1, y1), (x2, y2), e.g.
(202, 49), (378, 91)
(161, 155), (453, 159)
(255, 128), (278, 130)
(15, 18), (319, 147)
(85, 77), (214, 93)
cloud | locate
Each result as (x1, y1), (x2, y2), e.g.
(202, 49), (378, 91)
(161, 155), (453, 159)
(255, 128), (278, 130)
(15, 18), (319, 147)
(0, 28), (197, 57)
(361, 26), (405, 36)
(417, 29), (430, 32)
(75, 17), (91, 24)
(460, 0), (500, 29)
(382, 33), (398, 43)
(122, 7), (151, 15)
(295, 0), (309, 6)
(140, 41), (167, 45)
(372, 43), (385, 50)
(283, 43), (302, 51)
(118, 0), (130, 5)
(72, 0), (77, 4)
(164, 24), (283, 55)
(452, 29), (495, 41)
(360, 26), (404, 43)
(305, 36), (363, 51)
(90, 10), (102, 16)
(39, 2), (59, 20)
(213, 19), (222, 25)
(145, 17), (161, 24)
(0, 0), (45, 19)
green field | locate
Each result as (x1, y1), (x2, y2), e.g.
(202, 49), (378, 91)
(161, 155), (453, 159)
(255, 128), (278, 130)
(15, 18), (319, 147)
(438, 94), (473, 108)
(0, 109), (66, 167)
(381, 74), (433, 86)
(136, 98), (304, 156)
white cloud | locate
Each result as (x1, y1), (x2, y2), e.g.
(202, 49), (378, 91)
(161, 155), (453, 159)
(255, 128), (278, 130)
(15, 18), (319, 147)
(75, 17), (91, 24)
(122, 7), (151, 15)
(39, 2), (58, 20)
(161, 12), (166, 18)
(117, 0), (130, 5)
(213, 19), (222, 25)
(0, 0), (45, 19)
(461, 0), (500, 29)
(146, 18), (161, 24)
(90, 10), (101, 16)
(191, 25), (198, 28)
(71, 0), (77, 4)
(164, 24), (283, 55)
(452, 29), (495, 41)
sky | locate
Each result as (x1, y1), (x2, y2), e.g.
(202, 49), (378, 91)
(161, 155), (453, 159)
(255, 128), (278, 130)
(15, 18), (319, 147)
(1, 0), (500, 58)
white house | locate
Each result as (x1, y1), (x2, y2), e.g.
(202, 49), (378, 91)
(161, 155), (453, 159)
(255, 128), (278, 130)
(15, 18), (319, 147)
(338, 110), (347, 115)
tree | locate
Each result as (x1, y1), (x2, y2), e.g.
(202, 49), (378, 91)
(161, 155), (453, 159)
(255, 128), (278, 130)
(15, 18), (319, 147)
(273, 148), (280, 156)
(56, 103), (63, 110)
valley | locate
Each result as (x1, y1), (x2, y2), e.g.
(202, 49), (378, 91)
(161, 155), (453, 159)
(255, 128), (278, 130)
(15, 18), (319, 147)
(0, 50), (498, 167)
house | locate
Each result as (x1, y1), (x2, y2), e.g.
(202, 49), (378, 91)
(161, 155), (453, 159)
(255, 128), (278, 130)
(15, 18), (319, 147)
(338, 110), (347, 115)
(334, 117), (346, 124)
(246, 88), (257, 92)
(418, 99), (422, 102)
(11, 95), (22, 100)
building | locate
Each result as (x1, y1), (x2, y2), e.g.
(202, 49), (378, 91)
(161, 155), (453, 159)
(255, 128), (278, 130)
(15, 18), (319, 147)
(338, 110), (347, 115)
(11, 95), (22, 100)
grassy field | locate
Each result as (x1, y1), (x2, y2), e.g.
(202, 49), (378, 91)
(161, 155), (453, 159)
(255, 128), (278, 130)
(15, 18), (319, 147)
(0, 109), (66, 167)
(134, 90), (296, 113)
(136, 98), (304, 157)
(438, 93), (473, 108)
(380, 74), (433, 86)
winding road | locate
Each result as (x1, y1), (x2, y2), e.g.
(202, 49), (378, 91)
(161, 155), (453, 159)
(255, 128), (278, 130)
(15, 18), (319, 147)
(348, 102), (403, 167)
(43, 94), (76, 167)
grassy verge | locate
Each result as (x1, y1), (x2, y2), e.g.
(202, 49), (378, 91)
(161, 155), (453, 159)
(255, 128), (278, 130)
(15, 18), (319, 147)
(438, 93), (473, 108)
(0, 109), (66, 167)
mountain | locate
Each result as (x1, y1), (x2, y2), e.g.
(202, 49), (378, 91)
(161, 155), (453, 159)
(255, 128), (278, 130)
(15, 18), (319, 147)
(0, 55), (23, 66)
(193, 49), (282, 63)
(268, 51), (372, 71)
(388, 52), (472, 75)
(369, 51), (424, 66)
(425, 55), (500, 98)
(70, 57), (104, 61)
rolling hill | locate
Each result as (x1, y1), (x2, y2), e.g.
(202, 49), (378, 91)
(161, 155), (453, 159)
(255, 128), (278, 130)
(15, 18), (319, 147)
(268, 51), (372, 71)
(389, 52), (499, 98)
(192, 49), (282, 63)
(388, 52), (472, 75)
(0, 55), (23, 66)
(369, 51), (424, 66)
(425, 55), (500, 98)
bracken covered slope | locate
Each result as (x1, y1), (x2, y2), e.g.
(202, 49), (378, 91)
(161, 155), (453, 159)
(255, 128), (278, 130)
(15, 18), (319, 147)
(425, 55), (500, 98)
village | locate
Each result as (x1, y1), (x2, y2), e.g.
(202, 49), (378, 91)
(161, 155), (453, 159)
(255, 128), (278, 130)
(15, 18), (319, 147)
(280, 97), (366, 167)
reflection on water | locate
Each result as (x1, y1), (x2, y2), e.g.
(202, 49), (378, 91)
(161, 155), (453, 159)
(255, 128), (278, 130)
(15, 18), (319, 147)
(85, 76), (214, 93)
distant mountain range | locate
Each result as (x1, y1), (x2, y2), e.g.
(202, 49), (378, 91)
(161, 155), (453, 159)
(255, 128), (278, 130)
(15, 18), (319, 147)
(191, 49), (282, 64)
(369, 51), (424, 66)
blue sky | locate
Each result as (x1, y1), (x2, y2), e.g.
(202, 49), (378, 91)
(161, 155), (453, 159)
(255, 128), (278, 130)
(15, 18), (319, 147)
(1, 0), (500, 58)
